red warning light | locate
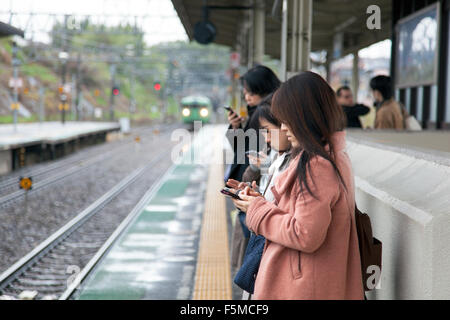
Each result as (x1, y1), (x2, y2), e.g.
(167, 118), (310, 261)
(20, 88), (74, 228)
(112, 88), (119, 96)
(154, 83), (161, 91)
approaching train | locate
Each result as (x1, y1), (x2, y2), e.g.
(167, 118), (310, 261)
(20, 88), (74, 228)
(180, 95), (212, 125)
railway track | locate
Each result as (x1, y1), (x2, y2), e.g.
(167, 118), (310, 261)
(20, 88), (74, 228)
(0, 126), (160, 195)
(0, 148), (172, 300)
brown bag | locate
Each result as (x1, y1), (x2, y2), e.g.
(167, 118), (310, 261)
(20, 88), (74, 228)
(355, 205), (382, 291)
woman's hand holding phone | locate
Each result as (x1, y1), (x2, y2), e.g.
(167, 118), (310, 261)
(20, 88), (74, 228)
(226, 179), (251, 190)
(225, 107), (242, 129)
(231, 185), (263, 213)
(220, 187), (242, 200)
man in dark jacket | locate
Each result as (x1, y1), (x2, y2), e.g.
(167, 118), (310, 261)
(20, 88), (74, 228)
(336, 86), (370, 128)
(225, 103), (261, 182)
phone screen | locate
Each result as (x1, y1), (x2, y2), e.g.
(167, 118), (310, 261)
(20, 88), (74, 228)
(220, 187), (241, 200)
(246, 151), (260, 158)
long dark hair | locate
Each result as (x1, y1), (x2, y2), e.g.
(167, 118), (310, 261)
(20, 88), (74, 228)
(271, 71), (346, 199)
(240, 65), (281, 97)
(248, 94), (280, 129)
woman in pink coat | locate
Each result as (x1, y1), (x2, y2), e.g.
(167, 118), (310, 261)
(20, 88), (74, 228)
(232, 71), (364, 300)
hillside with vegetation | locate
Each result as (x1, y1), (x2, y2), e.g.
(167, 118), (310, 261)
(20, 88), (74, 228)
(0, 22), (231, 125)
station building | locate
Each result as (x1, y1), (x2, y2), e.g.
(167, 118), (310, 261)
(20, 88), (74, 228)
(172, 0), (450, 129)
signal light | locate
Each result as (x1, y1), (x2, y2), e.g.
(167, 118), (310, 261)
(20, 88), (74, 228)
(154, 82), (161, 91)
(112, 87), (120, 96)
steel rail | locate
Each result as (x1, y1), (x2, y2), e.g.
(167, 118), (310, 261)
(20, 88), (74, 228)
(0, 150), (170, 294)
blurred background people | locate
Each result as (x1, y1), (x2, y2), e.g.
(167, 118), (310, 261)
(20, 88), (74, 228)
(370, 75), (405, 130)
(336, 86), (370, 128)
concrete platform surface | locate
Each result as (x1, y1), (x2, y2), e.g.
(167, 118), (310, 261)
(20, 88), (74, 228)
(347, 130), (450, 158)
(0, 121), (120, 150)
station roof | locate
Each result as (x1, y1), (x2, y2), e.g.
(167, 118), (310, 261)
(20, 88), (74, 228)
(0, 21), (24, 38)
(171, 0), (392, 61)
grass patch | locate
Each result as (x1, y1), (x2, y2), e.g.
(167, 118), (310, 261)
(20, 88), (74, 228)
(0, 114), (39, 124)
(21, 63), (58, 84)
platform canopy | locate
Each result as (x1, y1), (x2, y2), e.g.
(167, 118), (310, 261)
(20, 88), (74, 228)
(171, 0), (392, 61)
(0, 21), (24, 38)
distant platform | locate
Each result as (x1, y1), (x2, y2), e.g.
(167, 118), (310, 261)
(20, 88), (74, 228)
(0, 121), (120, 175)
(0, 121), (120, 151)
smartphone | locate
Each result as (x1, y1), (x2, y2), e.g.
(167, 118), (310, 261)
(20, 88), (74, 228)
(246, 150), (260, 158)
(220, 187), (242, 200)
(224, 106), (235, 114)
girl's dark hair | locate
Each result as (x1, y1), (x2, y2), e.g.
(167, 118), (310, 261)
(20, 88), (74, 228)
(370, 75), (392, 100)
(271, 71), (346, 199)
(250, 94), (280, 129)
(240, 65), (281, 97)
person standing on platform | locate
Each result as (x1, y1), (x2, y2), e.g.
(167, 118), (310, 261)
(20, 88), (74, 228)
(336, 86), (370, 128)
(227, 102), (292, 300)
(225, 65), (281, 297)
(370, 75), (405, 130)
(225, 65), (281, 182)
(231, 72), (364, 300)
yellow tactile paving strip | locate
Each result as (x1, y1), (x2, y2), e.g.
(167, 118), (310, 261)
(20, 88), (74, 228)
(193, 127), (232, 300)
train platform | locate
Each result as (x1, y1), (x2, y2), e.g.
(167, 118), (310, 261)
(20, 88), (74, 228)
(346, 129), (450, 160)
(64, 125), (450, 300)
(0, 121), (120, 149)
(70, 125), (231, 300)
(0, 121), (121, 175)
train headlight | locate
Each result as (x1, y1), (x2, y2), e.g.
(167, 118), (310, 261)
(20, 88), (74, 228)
(182, 108), (191, 117)
(200, 108), (209, 117)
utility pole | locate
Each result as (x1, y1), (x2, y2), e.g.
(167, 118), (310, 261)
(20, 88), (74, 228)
(129, 65), (136, 118)
(11, 41), (20, 132)
(59, 53), (68, 124)
(109, 63), (116, 121)
(71, 73), (76, 120)
(75, 53), (82, 121)
(129, 19), (139, 120)
(59, 15), (69, 124)
(39, 86), (45, 124)
(162, 60), (174, 121)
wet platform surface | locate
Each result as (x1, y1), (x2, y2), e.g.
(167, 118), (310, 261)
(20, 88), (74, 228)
(76, 164), (208, 299)
(74, 125), (230, 300)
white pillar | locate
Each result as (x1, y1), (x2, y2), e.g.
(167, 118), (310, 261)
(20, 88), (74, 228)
(297, 0), (312, 71)
(352, 51), (360, 101)
(247, 9), (254, 68)
(289, 0), (298, 73)
(253, 0), (265, 65)
(280, 0), (288, 81)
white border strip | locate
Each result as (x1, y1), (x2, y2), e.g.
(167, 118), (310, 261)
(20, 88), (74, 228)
(355, 175), (433, 226)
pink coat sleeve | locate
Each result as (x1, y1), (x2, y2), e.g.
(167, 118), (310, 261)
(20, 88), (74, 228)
(246, 158), (341, 253)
